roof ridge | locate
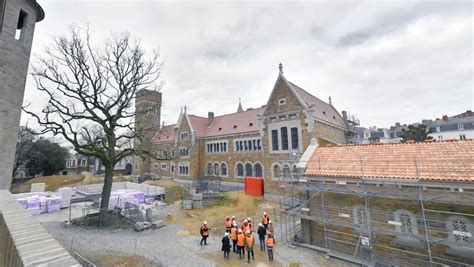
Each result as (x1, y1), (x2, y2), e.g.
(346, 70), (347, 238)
(325, 139), (473, 148)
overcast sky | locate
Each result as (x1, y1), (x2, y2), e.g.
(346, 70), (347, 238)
(22, 0), (473, 128)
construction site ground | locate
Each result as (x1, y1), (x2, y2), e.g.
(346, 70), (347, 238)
(16, 175), (354, 266)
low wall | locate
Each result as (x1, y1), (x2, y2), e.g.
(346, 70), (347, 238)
(76, 182), (165, 196)
(0, 190), (80, 266)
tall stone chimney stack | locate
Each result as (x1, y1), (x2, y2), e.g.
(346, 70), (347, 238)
(207, 112), (214, 127)
(0, 0), (44, 190)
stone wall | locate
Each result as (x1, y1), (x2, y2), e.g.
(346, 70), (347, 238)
(0, 190), (79, 266)
(0, 0), (42, 189)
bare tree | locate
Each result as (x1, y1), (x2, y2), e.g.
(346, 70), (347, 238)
(24, 28), (162, 223)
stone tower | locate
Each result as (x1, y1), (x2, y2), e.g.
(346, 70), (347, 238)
(0, 0), (44, 190)
(135, 89), (162, 174)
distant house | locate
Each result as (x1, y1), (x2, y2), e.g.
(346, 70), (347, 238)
(428, 110), (474, 141)
(63, 153), (135, 176)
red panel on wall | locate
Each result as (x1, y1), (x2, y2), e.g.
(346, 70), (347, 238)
(245, 177), (264, 197)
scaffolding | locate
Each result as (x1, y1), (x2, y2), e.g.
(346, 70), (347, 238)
(278, 159), (474, 266)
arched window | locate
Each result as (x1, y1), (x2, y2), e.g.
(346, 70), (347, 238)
(272, 164), (281, 179)
(236, 163), (244, 177)
(220, 163), (227, 176)
(214, 163), (219, 176)
(207, 163), (213, 176)
(245, 163), (253, 177)
(254, 163), (263, 177)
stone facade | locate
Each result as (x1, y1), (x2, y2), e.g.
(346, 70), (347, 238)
(138, 67), (349, 182)
(0, 0), (44, 190)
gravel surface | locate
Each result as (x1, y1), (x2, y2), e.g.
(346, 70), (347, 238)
(40, 202), (354, 267)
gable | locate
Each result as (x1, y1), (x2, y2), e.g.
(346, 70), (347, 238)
(263, 74), (306, 117)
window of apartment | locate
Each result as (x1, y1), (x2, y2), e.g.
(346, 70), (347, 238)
(438, 135), (443, 141)
(458, 124), (464, 131)
(171, 163), (175, 173)
(180, 131), (189, 140)
(254, 163), (263, 178)
(281, 127), (289, 150)
(236, 163), (244, 177)
(15, 10), (28, 41)
(279, 98), (286, 105)
(291, 127), (298, 150)
(207, 141), (228, 153)
(179, 164), (189, 176)
(81, 159), (87, 166)
(436, 126), (441, 133)
(234, 138), (261, 152)
(460, 134), (466, 140)
(161, 163), (167, 170)
(180, 147), (189, 157)
(220, 163), (227, 176)
(271, 130), (279, 150)
(245, 163), (253, 177)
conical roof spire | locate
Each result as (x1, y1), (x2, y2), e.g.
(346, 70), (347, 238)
(237, 98), (243, 113)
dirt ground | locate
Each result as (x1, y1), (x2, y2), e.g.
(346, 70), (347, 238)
(144, 180), (183, 203)
(11, 172), (132, 193)
(163, 191), (275, 236)
(84, 253), (158, 267)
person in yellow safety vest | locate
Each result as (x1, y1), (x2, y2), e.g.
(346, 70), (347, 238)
(225, 216), (232, 233)
(230, 223), (238, 253)
(266, 234), (276, 262)
(245, 230), (255, 263)
(262, 212), (270, 230)
(200, 221), (210, 246)
(237, 229), (246, 259)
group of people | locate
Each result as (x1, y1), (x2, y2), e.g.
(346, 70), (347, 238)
(200, 212), (275, 263)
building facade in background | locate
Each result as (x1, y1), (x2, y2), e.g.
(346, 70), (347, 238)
(0, 0), (44, 189)
(428, 111), (474, 141)
(136, 65), (350, 181)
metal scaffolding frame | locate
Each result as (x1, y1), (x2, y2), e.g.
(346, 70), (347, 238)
(277, 159), (474, 266)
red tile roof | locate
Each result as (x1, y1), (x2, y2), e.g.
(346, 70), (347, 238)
(305, 140), (474, 182)
(151, 124), (176, 143)
(187, 107), (264, 138)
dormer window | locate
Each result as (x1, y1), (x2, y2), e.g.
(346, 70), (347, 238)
(279, 98), (286, 105)
(333, 116), (336, 120)
(458, 124), (464, 130)
(218, 127), (222, 131)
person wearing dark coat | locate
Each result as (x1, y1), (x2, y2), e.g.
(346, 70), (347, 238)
(257, 223), (266, 251)
(221, 232), (231, 259)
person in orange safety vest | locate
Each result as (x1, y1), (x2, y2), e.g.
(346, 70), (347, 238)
(266, 234), (276, 262)
(200, 221), (210, 246)
(230, 223), (238, 253)
(245, 230), (255, 263)
(237, 229), (245, 259)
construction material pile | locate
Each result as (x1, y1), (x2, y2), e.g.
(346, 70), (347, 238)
(17, 195), (62, 215)
(105, 189), (147, 210)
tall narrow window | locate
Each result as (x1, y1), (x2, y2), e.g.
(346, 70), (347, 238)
(356, 208), (369, 229)
(236, 163), (244, 177)
(453, 220), (469, 243)
(291, 127), (299, 150)
(255, 163), (263, 178)
(281, 127), (289, 150)
(245, 163), (253, 177)
(15, 10), (28, 40)
(271, 130), (279, 150)
(220, 163), (227, 176)
(214, 163), (219, 176)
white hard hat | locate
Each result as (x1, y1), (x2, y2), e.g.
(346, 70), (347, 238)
(263, 212), (267, 215)
(232, 215), (235, 218)
(269, 220), (272, 224)
(238, 229), (242, 233)
(233, 223), (237, 227)
(247, 217), (251, 221)
(203, 221), (207, 224)
(244, 219), (248, 222)
(225, 232), (229, 236)
(246, 230), (250, 234)
(258, 223), (263, 227)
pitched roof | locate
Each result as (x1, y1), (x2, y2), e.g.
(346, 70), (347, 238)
(289, 82), (347, 129)
(305, 140), (474, 182)
(152, 124), (176, 143)
(187, 108), (264, 138)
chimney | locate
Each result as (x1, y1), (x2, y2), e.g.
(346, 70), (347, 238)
(342, 111), (348, 121)
(207, 112), (214, 126)
(395, 122), (400, 127)
(442, 115), (448, 122)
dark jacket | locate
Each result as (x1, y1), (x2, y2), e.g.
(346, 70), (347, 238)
(221, 235), (231, 252)
(257, 226), (266, 239)
(200, 226), (209, 237)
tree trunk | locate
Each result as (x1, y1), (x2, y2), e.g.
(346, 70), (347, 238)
(99, 165), (114, 225)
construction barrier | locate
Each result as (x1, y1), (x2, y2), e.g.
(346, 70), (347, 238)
(244, 177), (264, 197)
